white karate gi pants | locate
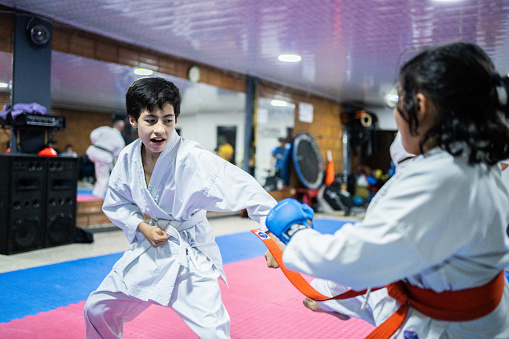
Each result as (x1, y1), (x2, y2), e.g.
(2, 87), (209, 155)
(84, 248), (230, 339)
(92, 160), (111, 198)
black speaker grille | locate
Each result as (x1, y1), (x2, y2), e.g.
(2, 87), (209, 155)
(12, 218), (39, 249)
(45, 157), (77, 247)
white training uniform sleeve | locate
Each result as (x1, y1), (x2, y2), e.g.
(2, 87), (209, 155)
(101, 142), (145, 244)
(171, 144), (277, 232)
(204, 162), (277, 231)
(102, 180), (145, 244)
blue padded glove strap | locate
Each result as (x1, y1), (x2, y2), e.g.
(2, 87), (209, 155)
(282, 223), (310, 243)
(266, 198), (314, 244)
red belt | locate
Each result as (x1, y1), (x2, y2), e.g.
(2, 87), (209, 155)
(252, 229), (506, 339)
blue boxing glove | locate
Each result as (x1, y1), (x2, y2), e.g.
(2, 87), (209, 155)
(266, 198), (314, 244)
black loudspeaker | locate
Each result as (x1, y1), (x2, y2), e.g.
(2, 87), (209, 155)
(0, 155), (46, 254)
(18, 128), (46, 154)
(0, 155), (78, 254)
(45, 157), (77, 247)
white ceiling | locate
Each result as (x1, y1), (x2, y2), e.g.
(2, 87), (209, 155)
(1, 0), (509, 111)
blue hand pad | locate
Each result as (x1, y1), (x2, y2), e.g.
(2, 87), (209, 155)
(266, 198), (314, 244)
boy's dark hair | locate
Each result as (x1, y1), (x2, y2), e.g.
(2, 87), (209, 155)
(397, 42), (509, 165)
(126, 77), (182, 121)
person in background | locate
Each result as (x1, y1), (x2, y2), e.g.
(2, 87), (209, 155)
(216, 135), (234, 163)
(265, 42), (509, 338)
(47, 139), (60, 154)
(86, 118), (126, 198)
(270, 137), (290, 179)
(60, 144), (78, 158)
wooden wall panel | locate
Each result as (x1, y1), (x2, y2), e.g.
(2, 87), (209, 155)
(95, 41), (118, 64)
(0, 9), (13, 53)
(69, 35), (95, 59)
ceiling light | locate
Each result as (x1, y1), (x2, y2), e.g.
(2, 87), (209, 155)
(271, 99), (288, 107)
(134, 68), (153, 76)
(278, 54), (301, 63)
(0, 82), (8, 88)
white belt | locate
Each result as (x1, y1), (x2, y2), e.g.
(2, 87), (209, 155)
(152, 210), (207, 267)
(154, 210), (206, 231)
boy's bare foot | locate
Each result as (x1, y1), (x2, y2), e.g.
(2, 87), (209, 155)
(303, 297), (351, 321)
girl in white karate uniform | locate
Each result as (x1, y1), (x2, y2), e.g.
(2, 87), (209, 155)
(266, 42), (509, 338)
(84, 77), (277, 338)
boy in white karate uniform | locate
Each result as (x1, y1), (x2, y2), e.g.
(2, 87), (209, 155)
(84, 77), (277, 338)
(266, 43), (509, 338)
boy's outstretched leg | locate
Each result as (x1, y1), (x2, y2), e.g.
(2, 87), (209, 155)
(84, 271), (150, 338)
(170, 249), (230, 339)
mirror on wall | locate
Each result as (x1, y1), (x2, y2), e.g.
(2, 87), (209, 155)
(49, 51), (247, 158)
(255, 97), (295, 185)
(50, 52), (248, 166)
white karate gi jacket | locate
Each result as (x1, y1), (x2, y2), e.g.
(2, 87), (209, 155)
(285, 147), (509, 338)
(102, 132), (276, 306)
(86, 126), (125, 164)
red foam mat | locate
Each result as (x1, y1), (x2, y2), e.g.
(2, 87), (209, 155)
(0, 257), (374, 338)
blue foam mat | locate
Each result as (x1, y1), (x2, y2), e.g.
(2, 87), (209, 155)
(0, 253), (121, 323)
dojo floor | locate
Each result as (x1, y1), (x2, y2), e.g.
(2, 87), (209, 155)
(0, 205), (377, 338)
